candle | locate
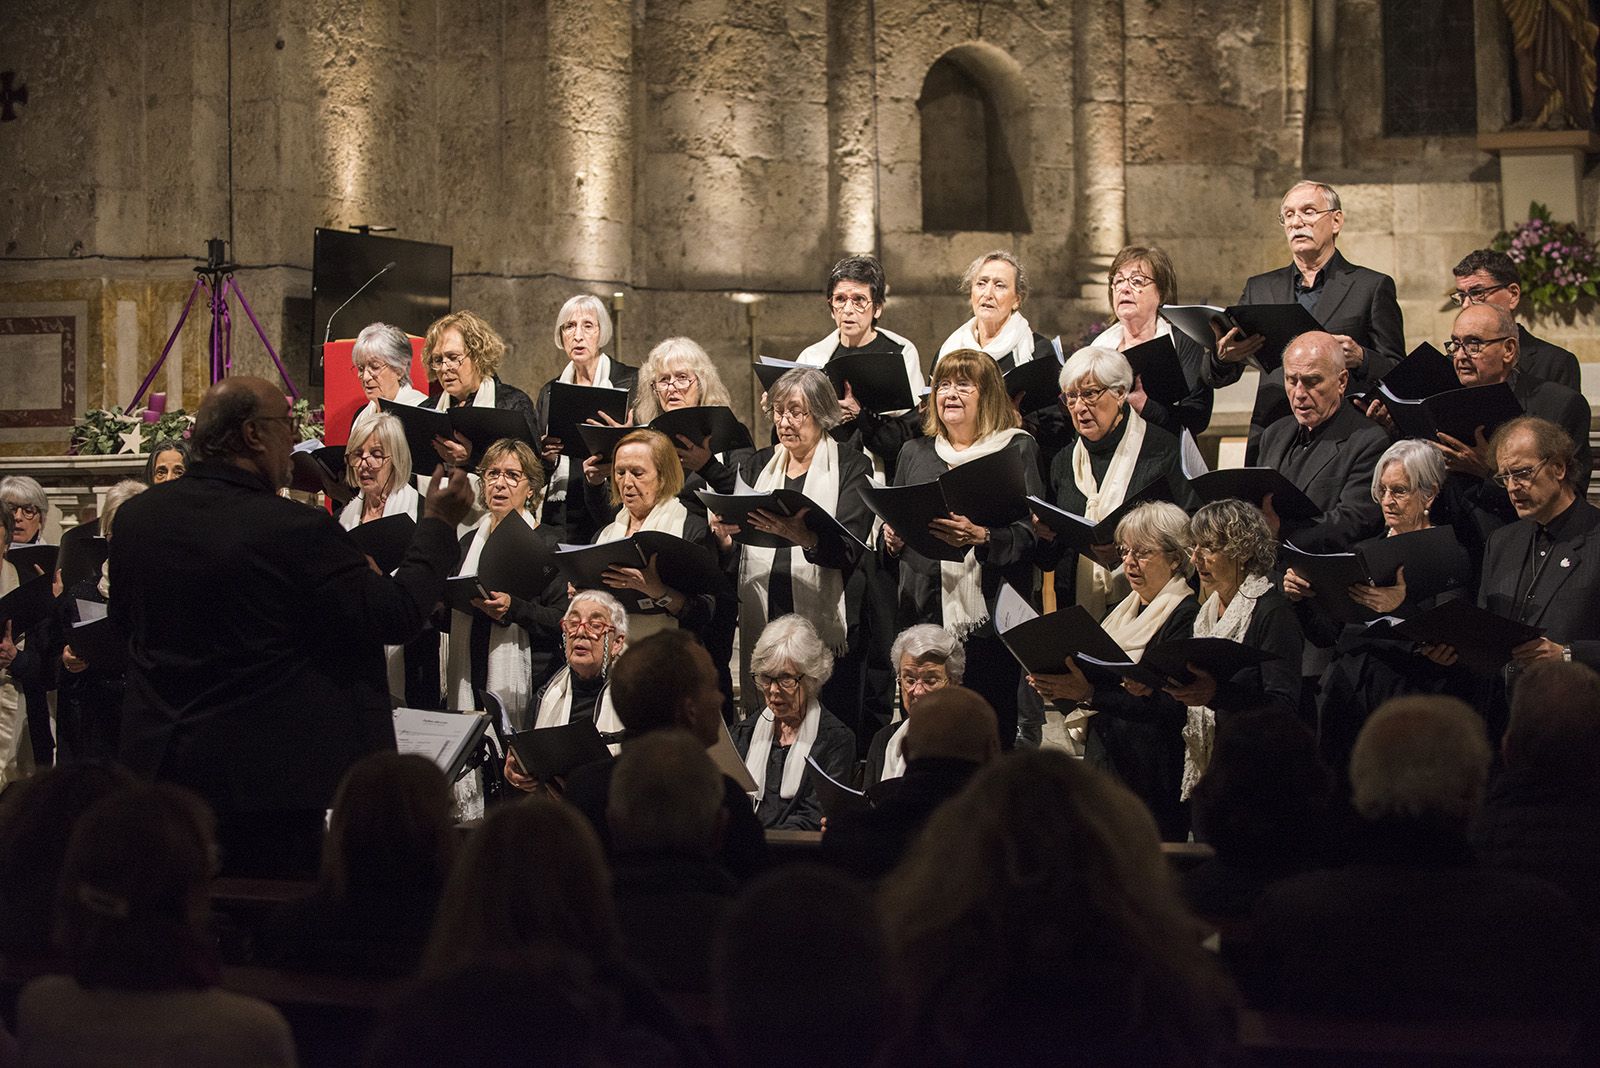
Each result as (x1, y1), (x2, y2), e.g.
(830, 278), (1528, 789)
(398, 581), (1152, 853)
(142, 393), (167, 423)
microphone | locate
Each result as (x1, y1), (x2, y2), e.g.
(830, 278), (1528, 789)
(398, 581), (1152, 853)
(323, 261), (397, 347)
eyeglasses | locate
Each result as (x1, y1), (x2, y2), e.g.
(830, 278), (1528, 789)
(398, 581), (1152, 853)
(1443, 335), (1513, 357)
(770, 407), (812, 425)
(7, 503), (40, 519)
(1059, 386), (1112, 408)
(482, 468), (526, 486)
(754, 672), (803, 694)
(356, 360), (393, 378)
(1451, 282), (1511, 306)
(1114, 544), (1158, 564)
(560, 320), (599, 335)
(653, 372), (696, 393)
(935, 380), (978, 396)
(899, 670), (948, 692)
(830, 293), (874, 311)
(1110, 273), (1154, 291)
(1191, 542), (1224, 557)
(1375, 483), (1414, 501)
(561, 617), (615, 638)
(427, 351), (467, 370)
(1492, 458), (1551, 489)
(350, 450), (389, 468)
(1278, 206), (1338, 225)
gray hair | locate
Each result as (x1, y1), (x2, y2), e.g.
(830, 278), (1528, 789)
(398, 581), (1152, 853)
(1283, 179), (1342, 213)
(1191, 499), (1277, 578)
(1350, 696), (1490, 830)
(1059, 345), (1133, 397)
(607, 729), (724, 855)
(566, 589), (630, 640)
(0, 476), (48, 517)
(551, 294), (614, 351)
(1370, 439), (1446, 506)
(750, 613), (834, 691)
(889, 624), (966, 684)
(633, 336), (734, 422)
(958, 250), (1029, 305)
(98, 479), (147, 542)
(346, 412), (414, 494)
(351, 322), (414, 387)
(764, 368), (844, 432)
(1114, 501), (1195, 579)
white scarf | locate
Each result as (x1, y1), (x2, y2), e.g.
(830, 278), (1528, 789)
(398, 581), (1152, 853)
(1091, 318), (1172, 351)
(1180, 573), (1272, 800)
(740, 438), (847, 686)
(932, 428), (1030, 639)
(880, 719), (910, 784)
(533, 665), (623, 756)
(362, 383), (429, 419)
(446, 510), (540, 730)
(797, 327), (928, 400)
(597, 496), (690, 644)
(1101, 573), (1192, 661)
(548, 354), (616, 507)
(341, 485), (423, 702)
(0, 562), (31, 792)
(937, 311), (1037, 369)
(743, 699), (822, 804)
(432, 375), (497, 411)
(1070, 410), (1145, 618)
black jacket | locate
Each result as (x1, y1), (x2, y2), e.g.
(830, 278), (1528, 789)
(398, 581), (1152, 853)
(1517, 324), (1582, 391)
(732, 705), (856, 831)
(534, 360), (639, 543)
(1255, 402), (1389, 554)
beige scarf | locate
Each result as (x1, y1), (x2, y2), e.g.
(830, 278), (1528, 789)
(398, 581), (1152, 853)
(1180, 573), (1272, 800)
(743, 700), (823, 804)
(446, 509), (540, 728)
(533, 666), (623, 757)
(596, 496), (690, 644)
(932, 428), (1030, 639)
(1070, 409), (1145, 618)
(936, 311), (1038, 368)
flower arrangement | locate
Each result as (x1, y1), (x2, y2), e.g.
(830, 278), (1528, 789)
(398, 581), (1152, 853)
(1071, 318), (1109, 351)
(1491, 202), (1600, 314)
(69, 403), (194, 456)
(291, 398), (325, 443)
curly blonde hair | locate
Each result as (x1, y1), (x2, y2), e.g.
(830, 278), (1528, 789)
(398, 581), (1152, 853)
(1190, 499), (1276, 578)
(633, 337), (733, 422)
(423, 310), (507, 383)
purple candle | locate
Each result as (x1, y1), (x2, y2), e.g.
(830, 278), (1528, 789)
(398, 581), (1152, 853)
(142, 392), (167, 423)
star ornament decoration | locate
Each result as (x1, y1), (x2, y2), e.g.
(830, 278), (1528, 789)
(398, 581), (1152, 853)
(118, 424), (146, 454)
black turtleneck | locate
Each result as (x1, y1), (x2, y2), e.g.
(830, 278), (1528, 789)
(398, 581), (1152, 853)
(1081, 410), (1130, 485)
(567, 669), (608, 724)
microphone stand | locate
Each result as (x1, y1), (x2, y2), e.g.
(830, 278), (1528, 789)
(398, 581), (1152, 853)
(324, 260), (396, 348)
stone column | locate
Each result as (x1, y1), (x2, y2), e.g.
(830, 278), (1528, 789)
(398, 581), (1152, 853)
(827, 0), (880, 256)
(547, 0), (635, 281)
(1307, 0), (1343, 166)
(1073, 0), (1126, 296)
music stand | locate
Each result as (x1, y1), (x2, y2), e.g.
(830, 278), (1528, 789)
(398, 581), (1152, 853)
(129, 237), (301, 407)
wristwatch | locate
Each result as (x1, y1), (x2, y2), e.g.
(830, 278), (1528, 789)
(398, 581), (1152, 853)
(1563, 644), (1574, 662)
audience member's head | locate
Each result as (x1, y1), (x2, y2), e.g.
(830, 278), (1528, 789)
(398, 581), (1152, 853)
(608, 630), (724, 746)
(56, 783), (220, 990)
(1350, 696), (1491, 834)
(419, 798), (619, 982)
(1192, 710), (1332, 864)
(901, 686), (999, 765)
(715, 864), (890, 1068)
(1502, 661), (1600, 786)
(879, 750), (1233, 1064)
(0, 763), (136, 954)
(142, 437), (190, 485)
(607, 729), (726, 857)
(321, 752), (456, 902)
(189, 376), (296, 490)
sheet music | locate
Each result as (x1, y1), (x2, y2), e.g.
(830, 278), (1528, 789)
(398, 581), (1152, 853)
(1179, 430), (1209, 478)
(393, 707), (486, 775)
(994, 582), (1040, 633)
(74, 599), (108, 623)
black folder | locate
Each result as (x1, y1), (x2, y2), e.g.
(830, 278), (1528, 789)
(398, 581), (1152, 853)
(576, 422), (630, 461)
(509, 720), (615, 782)
(648, 405), (754, 455)
(1122, 335), (1192, 411)
(6, 543), (57, 580)
(1130, 636), (1281, 689)
(1389, 600), (1542, 672)
(1002, 352), (1066, 416)
(444, 575), (494, 615)
(1026, 477), (1177, 554)
(290, 442), (352, 505)
(554, 531), (727, 612)
(1357, 342), (1459, 404)
(1380, 381), (1523, 446)
(447, 405), (541, 464)
(541, 382), (631, 458)
(67, 615), (126, 671)
(1189, 468), (1320, 521)
(1160, 305), (1232, 352)
(1279, 527), (1466, 624)
(860, 448), (1030, 562)
(346, 514), (416, 575)
(378, 399), (453, 470)
(446, 517), (559, 614)
(804, 755), (872, 819)
(756, 353), (918, 414)
(0, 572), (54, 634)
(57, 535), (109, 592)
(694, 485), (868, 552)
(754, 357), (803, 393)
(997, 603), (1133, 684)
(1161, 303), (1322, 373)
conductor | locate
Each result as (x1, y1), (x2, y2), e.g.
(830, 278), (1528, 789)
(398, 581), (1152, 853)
(111, 376), (474, 876)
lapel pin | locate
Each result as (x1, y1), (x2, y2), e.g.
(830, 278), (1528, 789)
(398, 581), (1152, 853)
(1560, 557), (1572, 568)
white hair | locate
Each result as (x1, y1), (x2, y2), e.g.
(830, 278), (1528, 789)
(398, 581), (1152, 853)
(889, 624), (965, 683)
(750, 613), (834, 690)
(551, 294), (614, 351)
(566, 589), (630, 639)
(1370, 439), (1446, 506)
(1059, 346), (1133, 396)
(351, 323), (414, 386)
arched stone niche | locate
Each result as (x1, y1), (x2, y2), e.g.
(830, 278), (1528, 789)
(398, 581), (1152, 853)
(917, 43), (1032, 233)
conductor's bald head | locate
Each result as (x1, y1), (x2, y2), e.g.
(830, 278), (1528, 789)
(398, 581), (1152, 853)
(903, 686), (999, 765)
(191, 376), (296, 490)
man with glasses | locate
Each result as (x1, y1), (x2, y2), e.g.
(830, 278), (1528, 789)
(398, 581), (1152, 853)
(111, 376), (475, 877)
(1203, 180), (1404, 462)
(1451, 249), (1581, 391)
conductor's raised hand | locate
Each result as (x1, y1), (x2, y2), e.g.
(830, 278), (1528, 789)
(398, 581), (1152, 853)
(423, 464), (475, 527)
(431, 430), (472, 467)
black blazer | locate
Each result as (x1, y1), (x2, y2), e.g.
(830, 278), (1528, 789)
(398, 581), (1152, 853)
(111, 462), (459, 813)
(1204, 250), (1404, 460)
(1517, 324), (1582, 392)
(1255, 403), (1389, 553)
(732, 705), (857, 831)
(734, 442), (876, 575)
(1207, 585), (1304, 716)
(1510, 369), (1593, 493)
(1480, 497), (1600, 671)
(452, 519), (568, 705)
(1134, 327), (1215, 440)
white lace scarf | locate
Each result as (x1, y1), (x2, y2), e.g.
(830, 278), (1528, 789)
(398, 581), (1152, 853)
(1180, 573), (1272, 800)
(743, 700), (822, 804)
(1070, 410), (1145, 618)
(932, 428), (1030, 639)
(936, 311), (1037, 368)
(446, 509), (540, 730)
